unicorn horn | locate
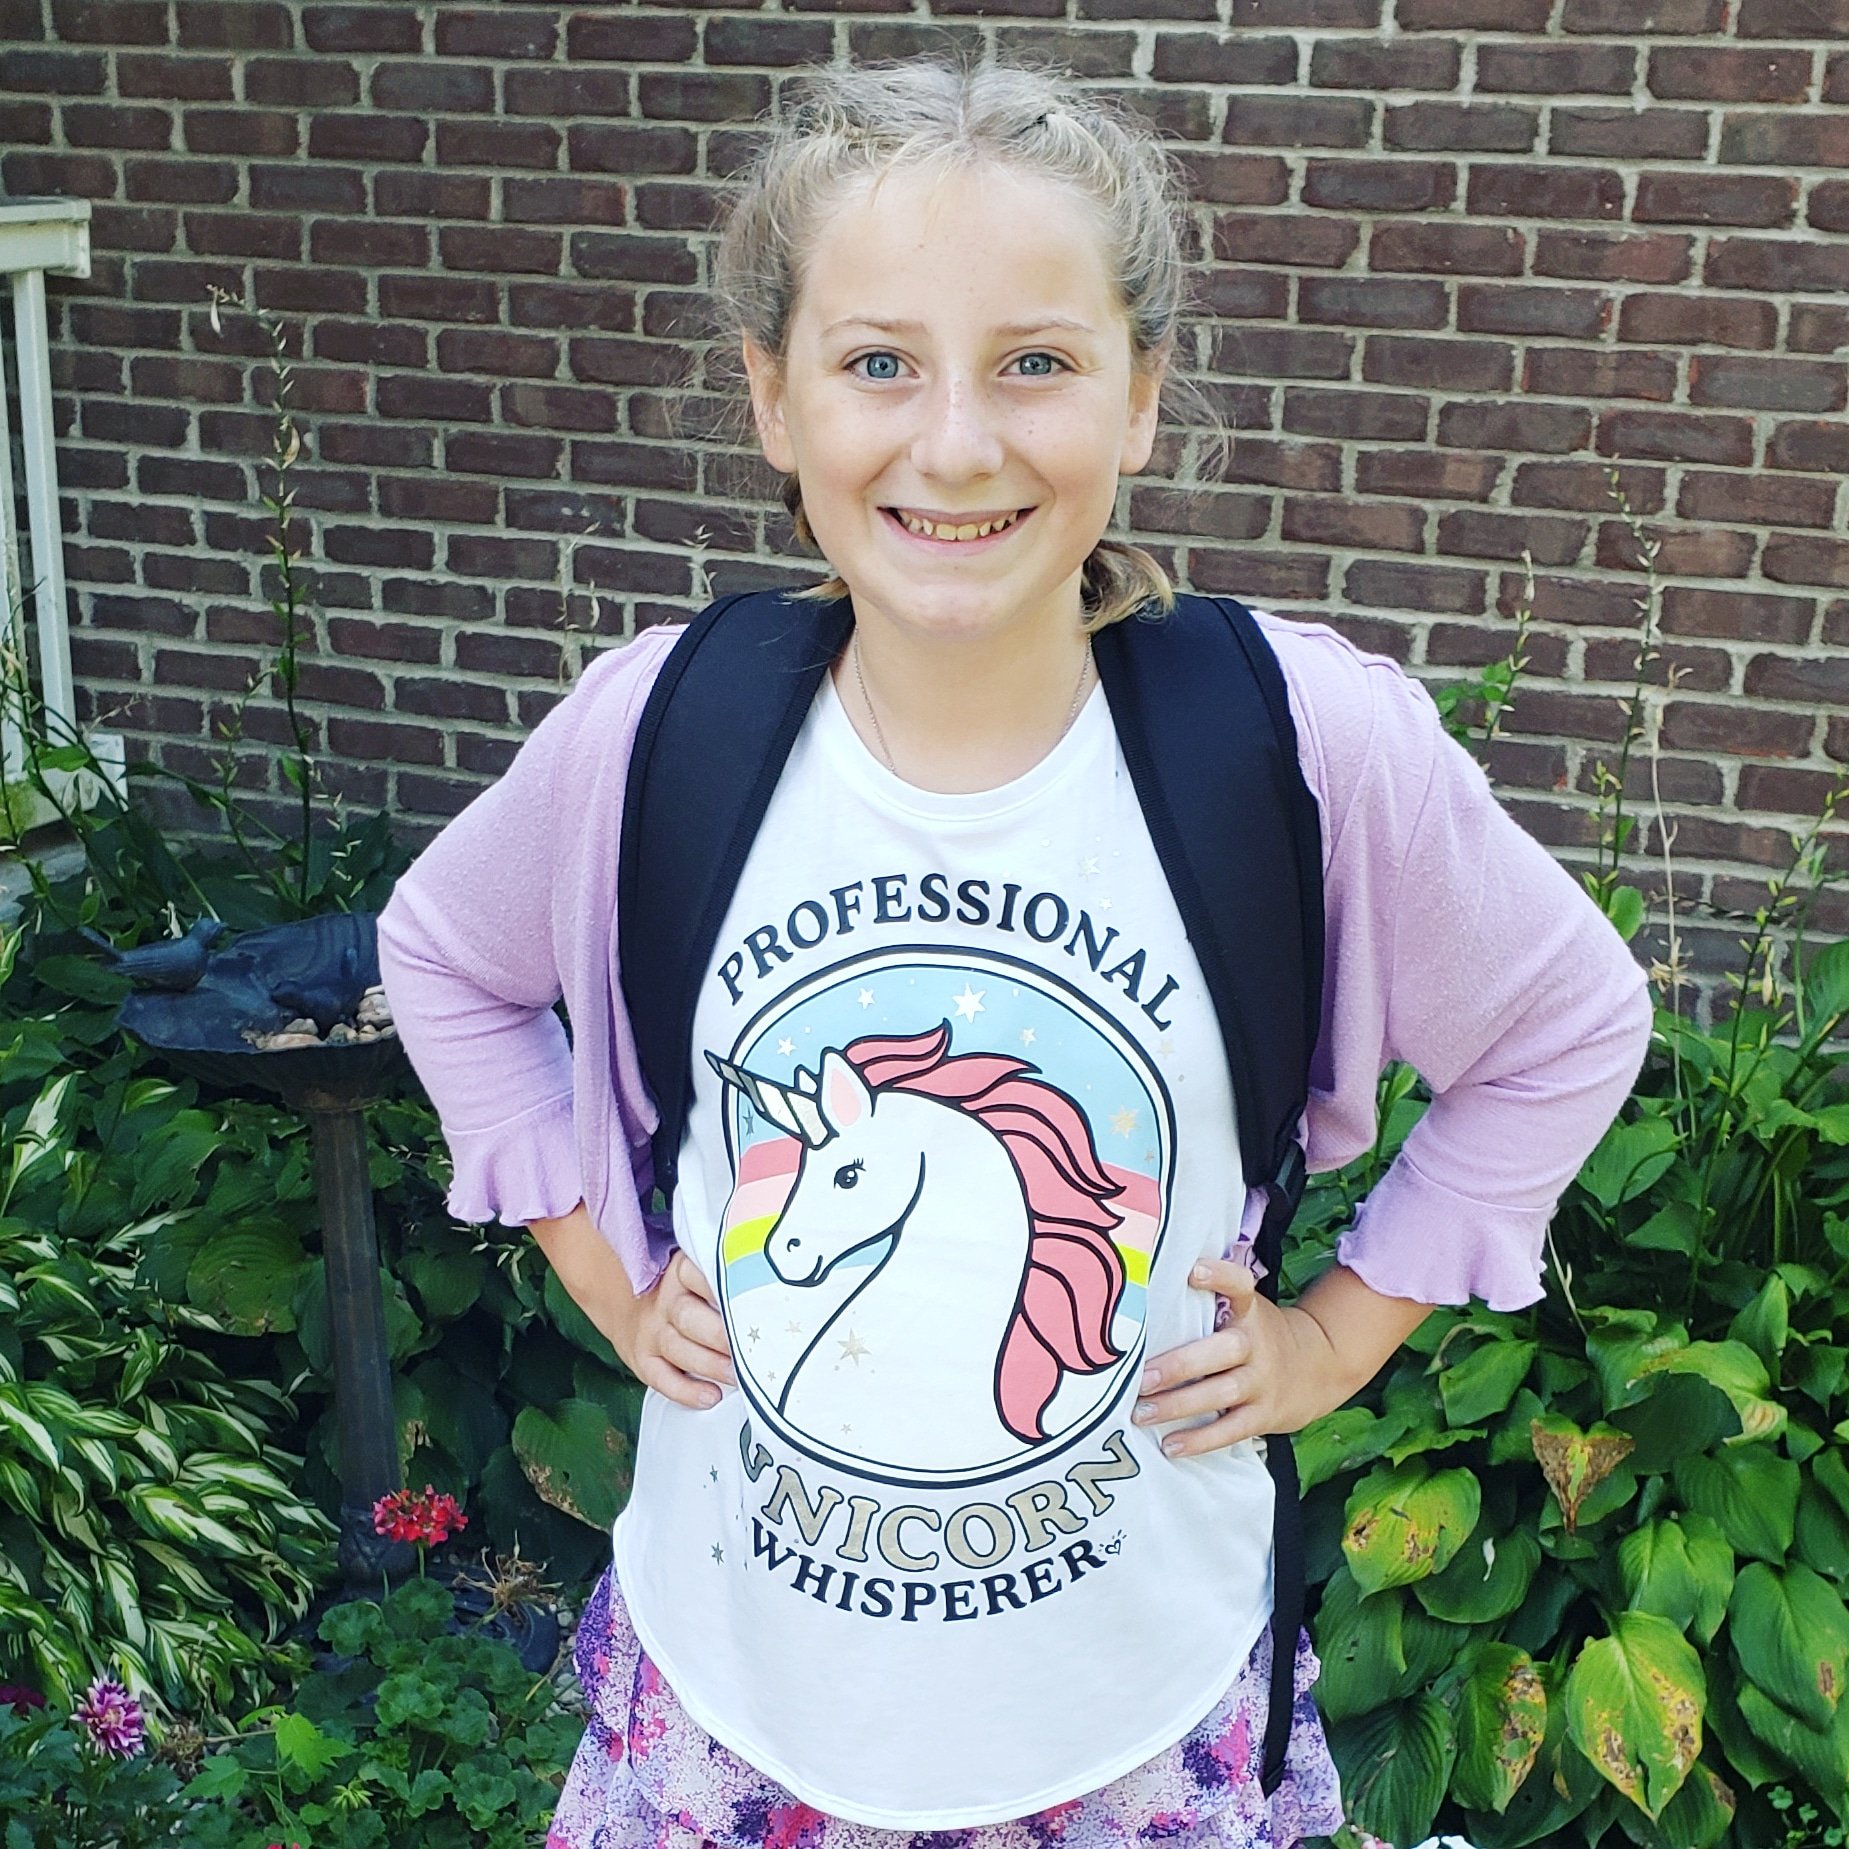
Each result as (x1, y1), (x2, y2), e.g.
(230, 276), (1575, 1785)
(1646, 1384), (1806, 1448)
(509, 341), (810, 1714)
(705, 1049), (831, 1148)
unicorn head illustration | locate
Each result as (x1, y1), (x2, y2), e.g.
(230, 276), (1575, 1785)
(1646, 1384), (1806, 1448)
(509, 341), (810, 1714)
(708, 1022), (1130, 1470)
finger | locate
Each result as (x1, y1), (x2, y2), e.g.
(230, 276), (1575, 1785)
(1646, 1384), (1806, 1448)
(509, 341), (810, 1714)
(671, 1295), (734, 1359)
(636, 1353), (725, 1411)
(1134, 1366), (1253, 1429)
(1191, 1257), (1259, 1304)
(1141, 1325), (1250, 1392)
(675, 1251), (720, 1306)
(1158, 1405), (1266, 1458)
(659, 1322), (737, 1389)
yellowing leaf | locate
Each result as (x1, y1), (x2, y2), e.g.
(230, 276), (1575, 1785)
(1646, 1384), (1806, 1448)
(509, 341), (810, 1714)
(1531, 1413), (1635, 1533)
(1341, 1460), (1481, 1594)
(1565, 1611), (1705, 1820)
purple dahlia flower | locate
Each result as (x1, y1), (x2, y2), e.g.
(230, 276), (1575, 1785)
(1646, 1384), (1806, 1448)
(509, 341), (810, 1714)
(72, 1675), (145, 1758)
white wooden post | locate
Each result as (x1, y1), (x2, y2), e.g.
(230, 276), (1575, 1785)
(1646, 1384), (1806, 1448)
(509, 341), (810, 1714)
(0, 196), (123, 825)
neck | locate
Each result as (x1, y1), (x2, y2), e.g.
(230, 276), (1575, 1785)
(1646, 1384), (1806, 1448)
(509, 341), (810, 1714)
(835, 603), (1096, 794)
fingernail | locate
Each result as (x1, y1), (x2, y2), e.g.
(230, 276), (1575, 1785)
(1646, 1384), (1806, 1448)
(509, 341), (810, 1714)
(1133, 1400), (1155, 1423)
(1161, 1434), (1182, 1457)
(1140, 1366), (1158, 1392)
(1191, 1264), (1210, 1284)
(702, 1387), (720, 1407)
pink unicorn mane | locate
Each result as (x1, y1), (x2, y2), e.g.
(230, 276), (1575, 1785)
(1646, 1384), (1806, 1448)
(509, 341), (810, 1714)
(844, 1022), (1128, 1443)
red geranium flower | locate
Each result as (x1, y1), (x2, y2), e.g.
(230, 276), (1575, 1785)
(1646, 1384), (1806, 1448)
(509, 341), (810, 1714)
(371, 1484), (468, 1547)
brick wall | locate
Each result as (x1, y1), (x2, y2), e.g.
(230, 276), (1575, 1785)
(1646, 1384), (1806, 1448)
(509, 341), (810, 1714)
(2, 0), (1846, 1001)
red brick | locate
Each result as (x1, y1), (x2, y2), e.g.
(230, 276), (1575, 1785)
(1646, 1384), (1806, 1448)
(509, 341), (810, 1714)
(1719, 114), (1849, 168)
(1548, 107), (1710, 160)
(1477, 42), (1637, 93)
(1663, 587), (1814, 642)
(435, 9), (560, 58)
(1398, 0), (1550, 22)
(510, 282), (639, 334)
(371, 63), (496, 113)
(1301, 158), (1456, 212)
(1691, 355), (1847, 413)
(1213, 327), (1354, 380)
(250, 163), (364, 213)
(3, 47), (106, 91)
(1173, 152), (1292, 206)
(1213, 214), (1360, 267)
(126, 157), (237, 204)
(378, 275), (498, 325)
(1743, 655), (1849, 703)
(703, 16), (829, 64)
(1129, 486), (1270, 543)
(1597, 410), (1755, 466)
(1618, 293), (1777, 350)
(1635, 171), (1800, 228)
(1679, 469), (1841, 528)
(1227, 0), (1383, 22)
(1199, 269), (1291, 320)
(1737, 0), (1849, 34)
(1561, 0), (1727, 25)
(1152, 31), (1299, 84)
(1458, 284), (1611, 338)
(1467, 163), (1625, 220)
(395, 676), (512, 725)
(1765, 536), (1849, 590)
(1226, 94), (1374, 148)
(1282, 497), (1426, 552)
(446, 431), (567, 480)
(1597, 522), (1756, 579)
(62, 102), (173, 150)
(1309, 37), (1458, 89)
(375, 172), (492, 220)
(1346, 559), (1488, 614)
(1534, 229), (1693, 283)
(1513, 460), (1666, 513)
(48, 0), (168, 42)
(1513, 575), (1653, 628)
(1660, 702), (1816, 758)
(1830, 51), (1849, 102)
(1707, 237), (1849, 292)
(438, 225), (564, 277)
(1363, 335), (1514, 392)
(1809, 182), (1849, 233)
(306, 114), (427, 164)
(303, 5), (424, 52)
(1282, 387), (1430, 440)
(309, 220), (429, 268)
(1500, 689), (1631, 745)
(1429, 622), (1569, 678)
(1790, 305), (1849, 353)
(1438, 401), (1592, 454)
(1192, 549), (1330, 604)
(1585, 640), (1734, 692)
(1738, 764), (1848, 815)
(567, 124), (697, 178)
(1649, 46), (1816, 102)
(1355, 449), (1502, 501)
(377, 375), (493, 423)
(378, 476), (500, 525)
(1221, 438), (1342, 493)
(1524, 347), (1680, 403)
(1437, 510), (1590, 564)
(1385, 102), (1540, 153)
(1371, 220), (1524, 275)
(1298, 276), (1447, 329)
(1769, 420), (1849, 473)
(245, 56), (358, 107)
(328, 717), (445, 765)
(504, 67), (635, 119)
(435, 328), (561, 379)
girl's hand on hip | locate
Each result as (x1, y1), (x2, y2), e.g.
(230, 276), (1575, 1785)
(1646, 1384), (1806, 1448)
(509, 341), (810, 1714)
(620, 1249), (737, 1411)
(1132, 1259), (1343, 1458)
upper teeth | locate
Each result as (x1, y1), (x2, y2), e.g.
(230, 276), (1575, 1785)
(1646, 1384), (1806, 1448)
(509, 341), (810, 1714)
(895, 509), (1022, 541)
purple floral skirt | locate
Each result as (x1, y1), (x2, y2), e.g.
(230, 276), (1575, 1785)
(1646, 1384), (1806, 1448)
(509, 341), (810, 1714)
(546, 1563), (1345, 1849)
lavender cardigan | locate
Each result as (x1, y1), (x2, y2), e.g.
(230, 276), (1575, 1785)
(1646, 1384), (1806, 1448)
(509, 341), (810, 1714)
(376, 609), (1653, 1314)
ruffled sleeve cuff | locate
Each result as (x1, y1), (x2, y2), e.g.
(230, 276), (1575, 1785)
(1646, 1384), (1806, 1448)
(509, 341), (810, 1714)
(1335, 1151), (1549, 1314)
(441, 1090), (588, 1231)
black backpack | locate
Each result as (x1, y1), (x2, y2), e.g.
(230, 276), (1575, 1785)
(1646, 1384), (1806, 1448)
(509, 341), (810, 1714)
(618, 583), (1325, 1796)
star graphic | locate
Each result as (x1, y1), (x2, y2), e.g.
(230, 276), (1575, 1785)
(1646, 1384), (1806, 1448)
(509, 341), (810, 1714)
(708, 1466), (719, 1483)
(838, 1330), (871, 1364)
(857, 988), (875, 1008)
(1079, 855), (1101, 876)
(1157, 1036), (1175, 1058)
(786, 1320), (804, 1336)
(1020, 1026), (1037, 1047)
(711, 1544), (724, 1564)
(777, 1037), (794, 1056)
(746, 1326), (761, 1344)
(952, 984), (986, 1021)
(841, 1423), (854, 1436)
(1109, 1106), (1139, 1137)
(1099, 896), (1114, 911)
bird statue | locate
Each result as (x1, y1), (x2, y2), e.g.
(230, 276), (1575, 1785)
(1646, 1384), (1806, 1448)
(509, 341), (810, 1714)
(79, 917), (228, 992)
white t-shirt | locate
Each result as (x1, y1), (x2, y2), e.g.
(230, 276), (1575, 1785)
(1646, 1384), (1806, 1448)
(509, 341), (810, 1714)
(611, 670), (1275, 1827)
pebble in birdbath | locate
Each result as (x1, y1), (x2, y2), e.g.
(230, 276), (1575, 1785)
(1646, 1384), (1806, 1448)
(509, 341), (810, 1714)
(239, 984), (399, 1052)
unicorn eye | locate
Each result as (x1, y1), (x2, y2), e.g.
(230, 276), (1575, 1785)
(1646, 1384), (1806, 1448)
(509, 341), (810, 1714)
(834, 1159), (864, 1190)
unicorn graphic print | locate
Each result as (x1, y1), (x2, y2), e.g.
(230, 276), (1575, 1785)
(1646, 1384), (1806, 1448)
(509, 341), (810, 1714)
(705, 948), (1175, 1489)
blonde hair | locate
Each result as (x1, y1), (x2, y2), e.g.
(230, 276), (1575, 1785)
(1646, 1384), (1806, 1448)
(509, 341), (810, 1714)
(685, 50), (1234, 633)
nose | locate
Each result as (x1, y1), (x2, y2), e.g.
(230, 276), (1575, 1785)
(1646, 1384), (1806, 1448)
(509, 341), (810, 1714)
(910, 373), (1009, 481)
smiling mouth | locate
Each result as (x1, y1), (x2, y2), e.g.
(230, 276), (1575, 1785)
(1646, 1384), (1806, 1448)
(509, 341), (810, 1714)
(883, 506), (1035, 545)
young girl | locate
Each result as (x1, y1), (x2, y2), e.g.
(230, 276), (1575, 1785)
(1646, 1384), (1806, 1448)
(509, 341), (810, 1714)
(377, 54), (1653, 1849)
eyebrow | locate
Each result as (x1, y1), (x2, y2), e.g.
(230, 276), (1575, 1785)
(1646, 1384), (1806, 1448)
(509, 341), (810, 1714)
(821, 314), (1099, 340)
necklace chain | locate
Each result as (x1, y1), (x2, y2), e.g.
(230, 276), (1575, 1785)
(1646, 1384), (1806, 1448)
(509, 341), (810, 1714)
(851, 635), (1094, 780)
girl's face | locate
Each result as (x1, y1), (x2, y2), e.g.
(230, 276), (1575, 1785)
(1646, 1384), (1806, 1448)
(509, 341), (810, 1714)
(743, 160), (1167, 650)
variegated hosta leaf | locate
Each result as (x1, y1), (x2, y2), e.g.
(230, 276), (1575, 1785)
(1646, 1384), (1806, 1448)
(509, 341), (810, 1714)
(1565, 1610), (1705, 1819)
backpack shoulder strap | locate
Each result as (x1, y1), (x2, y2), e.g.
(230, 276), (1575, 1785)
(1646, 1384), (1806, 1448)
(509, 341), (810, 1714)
(1092, 591), (1325, 1205)
(617, 587), (854, 1203)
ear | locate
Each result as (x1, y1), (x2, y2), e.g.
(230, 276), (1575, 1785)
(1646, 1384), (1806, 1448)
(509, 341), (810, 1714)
(741, 334), (796, 476)
(1120, 340), (1170, 478)
(817, 1048), (872, 1132)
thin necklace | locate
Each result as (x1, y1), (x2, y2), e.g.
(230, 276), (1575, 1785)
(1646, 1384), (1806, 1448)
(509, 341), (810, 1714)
(850, 634), (1094, 780)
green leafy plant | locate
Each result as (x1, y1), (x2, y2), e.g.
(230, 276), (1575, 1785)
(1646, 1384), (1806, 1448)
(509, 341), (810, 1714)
(0, 1688), (186, 1849)
(180, 1575), (580, 1848)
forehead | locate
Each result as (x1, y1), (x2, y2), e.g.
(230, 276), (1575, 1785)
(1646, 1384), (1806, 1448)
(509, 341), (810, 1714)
(792, 161), (1123, 345)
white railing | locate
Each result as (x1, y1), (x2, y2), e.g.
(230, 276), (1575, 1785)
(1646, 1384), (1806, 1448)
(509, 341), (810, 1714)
(0, 196), (122, 827)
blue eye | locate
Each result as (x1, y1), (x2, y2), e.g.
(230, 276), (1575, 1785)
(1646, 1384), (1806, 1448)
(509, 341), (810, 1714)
(845, 351), (1069, 381)
(834, 1159), (864, 1189)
